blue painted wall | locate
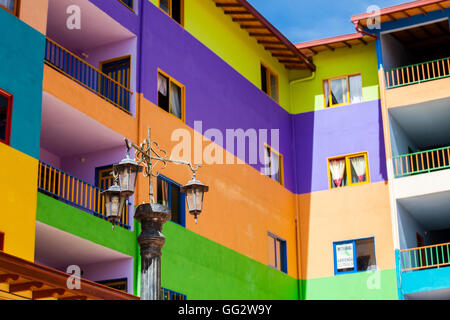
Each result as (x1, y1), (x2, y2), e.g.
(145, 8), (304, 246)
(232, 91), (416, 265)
(0, 9), (45, 159)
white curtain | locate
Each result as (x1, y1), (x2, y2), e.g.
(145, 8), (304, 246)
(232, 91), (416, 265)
(349, 75), (363, 104)
(330, 159), (346, 187)
(271, 151), (280, 182)
(324, 80), (330, 107)
(351, 156), (366, 182)
(157, 73), (168, 96)
(263, 146), (271, 176)
(170, 82), (182, 119)
(0, 0), (14, 11)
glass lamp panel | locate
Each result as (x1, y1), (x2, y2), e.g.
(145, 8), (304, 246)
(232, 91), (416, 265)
(186, 189), (196, 213)
(109, 194), (121, 219)
(119, 167), (130, 190)
(104, 193), (112, 217)
(194, 188), (204, 212)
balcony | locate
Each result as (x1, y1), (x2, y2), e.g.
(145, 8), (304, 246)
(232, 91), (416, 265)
(401, 242), (450, 272)
(44, 38), (132, 114)
(385, 56), (450, 89)
(393, 146), (450, 178)
(37, 161), (130, 229)
(46, 0), (137, 115)
(161, 287), (187, 300)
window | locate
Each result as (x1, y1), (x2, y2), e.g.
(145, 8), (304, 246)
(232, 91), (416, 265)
(100, 56), (131, 111)
(0, 232), (4, 251)
(323, 74), (362, 107)
(328, 152), (370, 189)
(261, 63), (279, 102)
(97, 278), (127, 292)
(0, 0), (19, 16)
(118, 0), (133, 11)
(0, 89), (12, 146)
(334, 238), (376, 275)
(263, 145), (284, 185)
(159, 0), (184, 25)
(268, 233), (287, 273)
(157, 175), (186, 227)
(157, 70), (185, 121)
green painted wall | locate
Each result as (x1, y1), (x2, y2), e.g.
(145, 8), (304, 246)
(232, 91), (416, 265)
(301, 269), (398, 300)
(148, 0), (292, 112)
(291, 42), (380, 114)
(136, 221), (300, 300)
(37, 194), (298, 299)
(36, 193), (138, 258)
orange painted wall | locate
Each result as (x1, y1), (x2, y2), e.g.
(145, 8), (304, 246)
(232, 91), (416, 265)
(19, 0), (49, 35)
(135, 94), (299, 278)
(297, 181), (396, 280)
(43, 65), (138, 142)
(385, 76), (450, 109)
(41, 65), (300, 278)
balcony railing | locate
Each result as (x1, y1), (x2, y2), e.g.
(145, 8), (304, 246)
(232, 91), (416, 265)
(393, 146), (450, 178)
(37, 161), (130, 229)
(401, 242), (450, 272)
(385, 56), (450, 89)
(44, 38), (133, 114)
(161, 287), (187, 300)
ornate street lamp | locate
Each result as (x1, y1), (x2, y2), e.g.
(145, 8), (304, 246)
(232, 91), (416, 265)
(113, 152), (142, 198)
(181, 177), (209, 224)
(103, 126), (209, 300)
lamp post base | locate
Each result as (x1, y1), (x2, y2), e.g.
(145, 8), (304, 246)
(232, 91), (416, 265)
(134, 203), (171, 300)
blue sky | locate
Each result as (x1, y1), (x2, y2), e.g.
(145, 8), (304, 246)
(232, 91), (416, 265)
(247, 0), (407, 44)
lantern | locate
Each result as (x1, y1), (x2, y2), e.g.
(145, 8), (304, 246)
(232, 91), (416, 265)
(113, 154), (142, 198)
(180, 178), (209, 223)
(101, 183), (126, 226)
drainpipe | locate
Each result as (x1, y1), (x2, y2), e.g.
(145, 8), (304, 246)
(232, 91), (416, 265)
(289, 71), (315, 300)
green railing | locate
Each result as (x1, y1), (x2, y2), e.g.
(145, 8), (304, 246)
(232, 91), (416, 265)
(393, 146), (450, 178)
(401, 242), (450, 272)
(385, 56), (450, 89)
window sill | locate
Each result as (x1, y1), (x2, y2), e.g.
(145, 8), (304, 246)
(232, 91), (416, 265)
(335, 267), (377, 276)
(329, 180), (370, 190)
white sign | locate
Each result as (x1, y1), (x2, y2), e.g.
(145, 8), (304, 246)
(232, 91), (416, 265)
(336, 243), (354, 270)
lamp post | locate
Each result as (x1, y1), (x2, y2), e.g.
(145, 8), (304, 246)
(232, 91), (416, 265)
(102, 126), (209, 300)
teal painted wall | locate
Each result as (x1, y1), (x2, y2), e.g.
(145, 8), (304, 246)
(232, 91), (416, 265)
(301, 269), (398, 300)
(0, 9), (45, 159)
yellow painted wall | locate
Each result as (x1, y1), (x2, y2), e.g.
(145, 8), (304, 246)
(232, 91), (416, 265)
(149, 0), (292, 112)
(0, 143), (38, 262)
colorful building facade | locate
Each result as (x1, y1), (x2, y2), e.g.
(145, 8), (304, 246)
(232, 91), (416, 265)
(0, 0), (448, 300)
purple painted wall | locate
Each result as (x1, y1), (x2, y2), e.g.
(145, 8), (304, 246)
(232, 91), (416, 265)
(80, 258), (134, 294)
(293, 100), (388, 194)
(89, 0), (140, 36)
(85, 0), (387, 196)
(140, 2), (297, 192)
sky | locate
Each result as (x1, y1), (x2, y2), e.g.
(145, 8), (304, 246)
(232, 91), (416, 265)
(247, 0), (407, 44)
